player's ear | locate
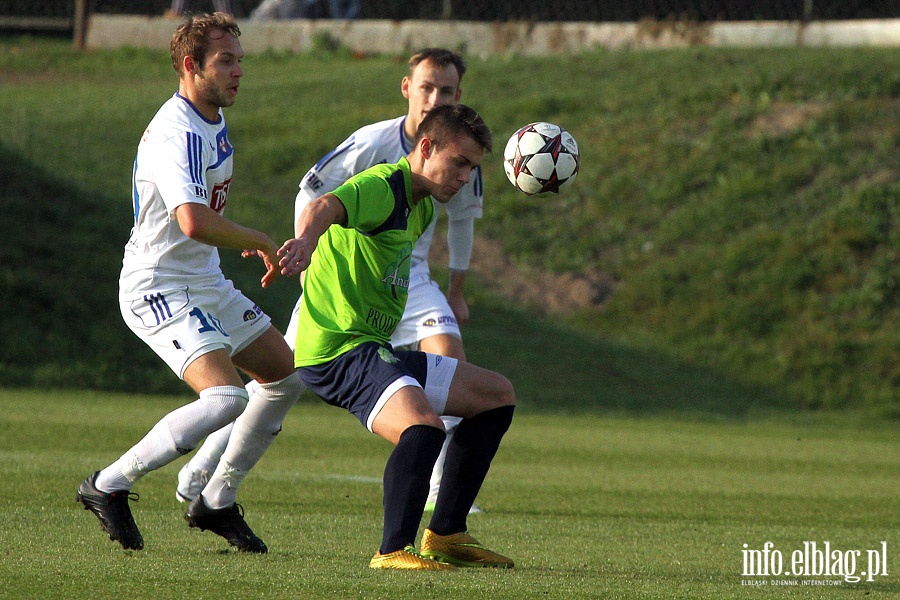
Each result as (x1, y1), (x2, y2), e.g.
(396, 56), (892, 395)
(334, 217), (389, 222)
(183, 55), (198, 76)
(419, 137), (433, 159)
(454, 87), (462, 102)
(401, 76), (411, 100)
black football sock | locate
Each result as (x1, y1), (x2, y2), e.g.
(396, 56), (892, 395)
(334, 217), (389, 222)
(379, 424), (446, 554)
(428, 405), (515, 536)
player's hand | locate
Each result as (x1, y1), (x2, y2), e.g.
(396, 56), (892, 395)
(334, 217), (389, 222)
(242, 245), (280, 288)
(277, 238), (313, 278)
(448, 292), (470, 324)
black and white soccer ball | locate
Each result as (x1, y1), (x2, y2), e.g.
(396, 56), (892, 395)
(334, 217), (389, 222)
(503, 122), (580, 196)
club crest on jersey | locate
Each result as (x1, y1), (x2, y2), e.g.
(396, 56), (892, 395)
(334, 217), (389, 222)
(214, 128), (233, 163)
(243, 304), (262, 322)
(377, 346), (400, 365)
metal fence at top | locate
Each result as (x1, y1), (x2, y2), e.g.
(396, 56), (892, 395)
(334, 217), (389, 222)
(5, 0), (900, 26)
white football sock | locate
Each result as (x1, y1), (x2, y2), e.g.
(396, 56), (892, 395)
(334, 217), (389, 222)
(201, 372), (303, 508)
(182, 422), (234, 479)
(180, 372), (268, 479)
(428, 415), (461, 501)
(95, 386), (248, 492)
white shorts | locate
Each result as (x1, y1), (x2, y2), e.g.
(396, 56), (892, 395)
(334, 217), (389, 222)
(120, 279), (272, 379)
(283, 295), (302, 352)
(390, 275), (461, 349)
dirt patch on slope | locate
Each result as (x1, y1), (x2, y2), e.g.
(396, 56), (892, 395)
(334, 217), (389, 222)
(430, 235), (615, 314)
(748, 101), (826, 137)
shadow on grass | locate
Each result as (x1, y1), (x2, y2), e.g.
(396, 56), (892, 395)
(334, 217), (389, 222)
(462, 295), (794, 419)
(0, 141), (793, 416)
(0, 143), (182, 392)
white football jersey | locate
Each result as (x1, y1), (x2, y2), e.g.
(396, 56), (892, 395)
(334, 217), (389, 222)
(120, 93), (235, 297)
(295, 115), (483, 278)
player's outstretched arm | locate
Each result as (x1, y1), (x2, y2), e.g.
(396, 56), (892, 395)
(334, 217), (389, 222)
(174, 202), (281, 287)
(278, 193), (347, 278)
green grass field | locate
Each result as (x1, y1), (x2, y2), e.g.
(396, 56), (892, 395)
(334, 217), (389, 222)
(1, 389), (896, 598)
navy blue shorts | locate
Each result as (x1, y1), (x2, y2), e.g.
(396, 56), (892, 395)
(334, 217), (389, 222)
(298, 342), (429, 429)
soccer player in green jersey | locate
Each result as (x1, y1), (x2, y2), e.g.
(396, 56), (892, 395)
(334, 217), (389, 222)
(277, 104), (516, 570)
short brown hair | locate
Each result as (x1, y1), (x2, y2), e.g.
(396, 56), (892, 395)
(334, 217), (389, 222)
(416, 104), (492, 153)
(408, 48), (467, 81)
(170, 12), (241, 76)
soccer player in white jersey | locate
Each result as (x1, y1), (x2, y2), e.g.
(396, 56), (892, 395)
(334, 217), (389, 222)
(75, 13), (303, 553)
(177, 48), (486, 513)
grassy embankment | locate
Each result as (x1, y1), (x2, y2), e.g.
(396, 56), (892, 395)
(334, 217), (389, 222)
(1, 39), (897, 415)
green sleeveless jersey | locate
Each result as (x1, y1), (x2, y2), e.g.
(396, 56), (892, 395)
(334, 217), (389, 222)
(294, 157), (435, 366)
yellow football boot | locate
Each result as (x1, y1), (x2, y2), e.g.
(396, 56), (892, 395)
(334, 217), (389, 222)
(419, 529), (514, 568)
(369, 544), (457, 570)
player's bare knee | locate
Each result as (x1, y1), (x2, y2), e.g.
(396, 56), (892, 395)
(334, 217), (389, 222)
(404, 405), (445, 431)
(416, 414), (446, 432)
(497, 373), (516, 407)
(465, 376), (513, 417)
(484, 372), (515, 409)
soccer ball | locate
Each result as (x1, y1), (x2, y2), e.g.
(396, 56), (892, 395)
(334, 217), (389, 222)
(503, 122), (580, 196)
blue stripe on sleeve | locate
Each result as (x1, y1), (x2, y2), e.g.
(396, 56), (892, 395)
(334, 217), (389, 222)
(314, 136), (355, 171)
(186, 132), (204, 186)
